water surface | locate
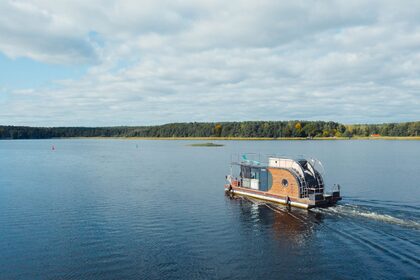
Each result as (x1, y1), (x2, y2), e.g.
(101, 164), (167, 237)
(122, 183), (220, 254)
(0, 140), (419, 279)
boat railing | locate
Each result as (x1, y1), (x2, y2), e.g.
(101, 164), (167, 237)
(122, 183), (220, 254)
(305, 160), (322, 188)
(332, 184), (340, 192)
(289, 167), (309, 198)
(307, 187), (324, 194)
(230, 153), (268, 166)
(313, 171), (324, 194)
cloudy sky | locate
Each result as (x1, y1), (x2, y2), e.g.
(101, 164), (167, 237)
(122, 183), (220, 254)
(0, 0), (419, 126)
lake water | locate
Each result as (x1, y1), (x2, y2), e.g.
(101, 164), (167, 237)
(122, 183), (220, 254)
(0, 139), (419, 279)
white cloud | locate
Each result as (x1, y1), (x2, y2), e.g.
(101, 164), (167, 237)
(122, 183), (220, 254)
(0, 0), (419, 125)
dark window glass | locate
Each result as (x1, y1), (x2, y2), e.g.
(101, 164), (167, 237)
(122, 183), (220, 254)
(240, 166), (251, 178)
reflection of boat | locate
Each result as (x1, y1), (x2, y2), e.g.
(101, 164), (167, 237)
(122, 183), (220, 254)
(225, 154), (341, 209)
(231, 196), (323, 244)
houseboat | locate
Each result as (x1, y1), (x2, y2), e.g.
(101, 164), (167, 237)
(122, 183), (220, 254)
(225, 155), (341, 209)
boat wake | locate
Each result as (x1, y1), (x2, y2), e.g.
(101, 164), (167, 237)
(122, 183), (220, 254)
(239, 194), (420, 230)
(237, 195), (420, 272)
(312, 204), (420, 230)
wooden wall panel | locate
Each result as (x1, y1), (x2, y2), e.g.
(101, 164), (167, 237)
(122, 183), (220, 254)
(267, 168), (300, 198)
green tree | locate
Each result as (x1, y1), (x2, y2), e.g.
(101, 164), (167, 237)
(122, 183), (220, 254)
(303, 123), (318, 137)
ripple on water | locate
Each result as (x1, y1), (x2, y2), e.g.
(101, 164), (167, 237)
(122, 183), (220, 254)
(1, 139), (420, 279)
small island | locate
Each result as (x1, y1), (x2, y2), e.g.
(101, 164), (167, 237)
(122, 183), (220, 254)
(189, 142), (224, 147)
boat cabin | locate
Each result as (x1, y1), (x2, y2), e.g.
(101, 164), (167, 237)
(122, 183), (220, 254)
(226, 155), (341, 208)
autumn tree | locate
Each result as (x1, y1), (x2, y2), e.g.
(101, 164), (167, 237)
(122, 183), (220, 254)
(214, 123), (222, 137)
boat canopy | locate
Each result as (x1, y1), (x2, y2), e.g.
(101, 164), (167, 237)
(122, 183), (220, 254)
(268, 157), (308, 178)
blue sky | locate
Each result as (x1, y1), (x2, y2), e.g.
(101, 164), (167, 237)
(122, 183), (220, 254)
(0, 53), (86, 89)
(0, 0), (419, 126)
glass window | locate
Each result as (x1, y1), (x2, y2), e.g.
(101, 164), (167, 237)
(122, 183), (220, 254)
(240, 166), (251, 178)
(251, 168), (260, 179)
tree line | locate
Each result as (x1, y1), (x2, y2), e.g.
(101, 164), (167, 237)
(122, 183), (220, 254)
(0, 121), (419, 139)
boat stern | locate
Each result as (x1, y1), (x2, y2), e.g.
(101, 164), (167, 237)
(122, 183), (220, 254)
(308, 184), (341, 208)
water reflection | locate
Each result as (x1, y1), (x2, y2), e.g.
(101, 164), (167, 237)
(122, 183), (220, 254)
(227, 194), (324, 246)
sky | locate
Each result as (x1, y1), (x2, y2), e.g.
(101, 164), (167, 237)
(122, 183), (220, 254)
(0, 0), (419, 126)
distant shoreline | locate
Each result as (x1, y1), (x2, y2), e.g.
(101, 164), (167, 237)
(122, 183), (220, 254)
(2, 121), (419, 139)
(35, 136), (420, 140)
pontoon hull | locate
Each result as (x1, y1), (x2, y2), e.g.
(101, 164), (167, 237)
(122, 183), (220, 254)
(225, 185), (341, 209)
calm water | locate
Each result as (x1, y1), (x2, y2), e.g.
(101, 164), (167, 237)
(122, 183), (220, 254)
(0, 140), (419, 279)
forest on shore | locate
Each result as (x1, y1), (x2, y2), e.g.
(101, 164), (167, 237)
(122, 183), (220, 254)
(1, 121), (419, 139)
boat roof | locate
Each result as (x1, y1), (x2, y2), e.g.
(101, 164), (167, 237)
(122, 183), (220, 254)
(232, 156), (312, 172)
(232, 161), (265, 168)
